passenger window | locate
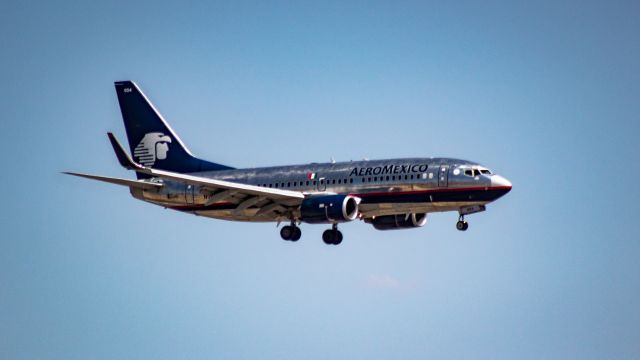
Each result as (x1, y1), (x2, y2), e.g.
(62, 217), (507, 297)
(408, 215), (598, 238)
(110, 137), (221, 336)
(306, 181), (310, 186)
(350, 178), (354, 183)
(287, 182), (291, 187)
(275, 183), (278, 188)
(386, 176), (389, 181)
(332, 179), (336, 184)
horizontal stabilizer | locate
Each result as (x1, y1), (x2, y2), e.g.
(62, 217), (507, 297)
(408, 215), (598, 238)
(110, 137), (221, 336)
(63, 172), (162, 190)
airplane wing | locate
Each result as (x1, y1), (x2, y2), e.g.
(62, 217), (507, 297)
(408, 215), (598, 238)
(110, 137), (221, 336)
(135, 166), (304, 200)
(107, 133), (304, 212)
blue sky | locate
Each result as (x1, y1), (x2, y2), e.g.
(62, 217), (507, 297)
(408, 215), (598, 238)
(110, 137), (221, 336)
(1, 1), (639, 358)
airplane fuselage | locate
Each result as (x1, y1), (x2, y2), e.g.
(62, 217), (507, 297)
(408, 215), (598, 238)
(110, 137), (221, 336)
(131, 157), (512, 223)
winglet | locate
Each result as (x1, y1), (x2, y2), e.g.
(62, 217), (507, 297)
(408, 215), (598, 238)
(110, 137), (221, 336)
(107, 132), (143, 170)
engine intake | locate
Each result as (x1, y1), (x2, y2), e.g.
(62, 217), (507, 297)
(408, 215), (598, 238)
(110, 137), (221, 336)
(369, 213), (427, 230)
(300, 195), (361, 224)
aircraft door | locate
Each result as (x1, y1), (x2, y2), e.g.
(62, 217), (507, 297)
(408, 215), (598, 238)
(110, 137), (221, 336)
(438, 165), (449, 187)
(185, 184), (195, 204)
(317, 177), (326, 192)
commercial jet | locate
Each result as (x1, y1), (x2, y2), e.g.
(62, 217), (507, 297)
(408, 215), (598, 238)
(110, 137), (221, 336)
(65, 81), (512, 245)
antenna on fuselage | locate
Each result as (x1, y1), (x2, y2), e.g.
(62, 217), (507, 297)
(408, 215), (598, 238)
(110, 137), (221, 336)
(330, 157), (336, 164)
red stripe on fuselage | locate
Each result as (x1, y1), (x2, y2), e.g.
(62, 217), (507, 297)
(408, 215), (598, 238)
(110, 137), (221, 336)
(349, 185), (512, 198)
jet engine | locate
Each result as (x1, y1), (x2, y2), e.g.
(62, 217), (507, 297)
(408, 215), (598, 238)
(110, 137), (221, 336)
(300, 195), (361, 224)
(368, 213), (427, 230)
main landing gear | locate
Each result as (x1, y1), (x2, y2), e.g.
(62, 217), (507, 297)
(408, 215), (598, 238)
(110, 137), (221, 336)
(322, 224), (343, 245)
(280, 222), (344, 245)
(456, 215), (469, 231)
(280, 222), (302, 242)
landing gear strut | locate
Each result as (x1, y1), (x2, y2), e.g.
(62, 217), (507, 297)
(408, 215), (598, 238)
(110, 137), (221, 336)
(280, 222), (302, 241)
(322, 224), (343, 245)
(456, 215), (469, 231)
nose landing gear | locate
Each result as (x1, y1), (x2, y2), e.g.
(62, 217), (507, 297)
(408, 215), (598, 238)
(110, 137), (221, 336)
(322, 224), (343, 245)
(456, 215), (469, 231)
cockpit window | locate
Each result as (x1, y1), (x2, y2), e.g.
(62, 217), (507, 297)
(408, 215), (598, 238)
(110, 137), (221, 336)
(462, 167), (492, 177)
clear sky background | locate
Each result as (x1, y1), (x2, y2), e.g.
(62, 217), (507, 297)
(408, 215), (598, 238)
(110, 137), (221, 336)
(1, 1), (639, 359)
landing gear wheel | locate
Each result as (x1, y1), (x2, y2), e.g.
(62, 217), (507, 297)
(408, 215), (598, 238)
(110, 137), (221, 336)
(333, 230), (343, 245)
(456, 221), (468, 231)
(322, 229), (343, 245)
(280, 226), (293, 240)
(322, 229), (335, 245)
(291, 226), (302, 241)
(456, 214), (469, 232)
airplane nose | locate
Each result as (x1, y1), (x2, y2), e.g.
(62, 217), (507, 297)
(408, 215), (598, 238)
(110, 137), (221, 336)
(491, 175), (512, 191)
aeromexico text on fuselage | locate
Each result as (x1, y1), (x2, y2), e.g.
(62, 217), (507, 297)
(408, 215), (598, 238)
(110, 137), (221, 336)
(348, 163), (429, 177)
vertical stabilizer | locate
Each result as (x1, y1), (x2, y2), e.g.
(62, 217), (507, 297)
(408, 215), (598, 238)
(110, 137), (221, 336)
(114, 81), (233, 178)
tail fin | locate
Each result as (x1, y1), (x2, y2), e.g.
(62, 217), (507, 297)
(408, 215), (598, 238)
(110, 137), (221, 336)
(114, 81), (233, 178)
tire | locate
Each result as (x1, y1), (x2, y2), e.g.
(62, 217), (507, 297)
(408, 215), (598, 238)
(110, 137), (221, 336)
(333, 231), (343, 245)
(280, 226), (293, 240)
(291, 227), (302, 241)
(322, 230), (334, 245)
(462, 222), (469, 231)
(456, 221), (465, 231)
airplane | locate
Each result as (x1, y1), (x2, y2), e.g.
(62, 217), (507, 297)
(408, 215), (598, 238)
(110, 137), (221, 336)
(65, 81), (512, 245)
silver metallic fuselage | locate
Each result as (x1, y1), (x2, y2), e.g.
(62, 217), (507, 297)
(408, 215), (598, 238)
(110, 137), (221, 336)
(130, 157), (512, 222)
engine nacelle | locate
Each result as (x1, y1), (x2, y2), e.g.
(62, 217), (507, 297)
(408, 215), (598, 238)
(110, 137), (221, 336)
(369, 213), (427, 230)
(300, 195), (361, 224)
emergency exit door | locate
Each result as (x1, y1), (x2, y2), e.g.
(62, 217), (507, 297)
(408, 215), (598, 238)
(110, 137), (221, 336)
(185, 184), (195, 204)
(438, 165), (449, 187)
